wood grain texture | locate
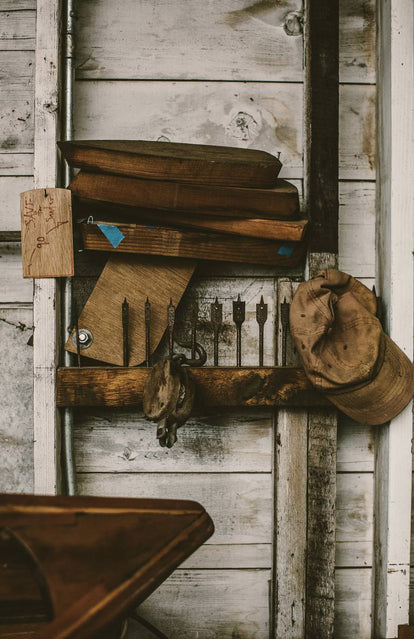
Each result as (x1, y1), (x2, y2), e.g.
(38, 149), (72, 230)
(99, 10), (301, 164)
(374, 0), (414, 635)
(136, 569), (271, 639)
(0, 307), (34, 493)
(0, 176), (33, 231)
(0, 52), (34, 153)
(74, 0), (303, 82)
(80, 221), (306, 267)
(274, 278), (306, 638)
(20, 188), (74, 278)
(77, 472), (272, 545)
(338, 181), (375, 278)
(58, 139), (282, 188)
(73, 81), (304, 179)
(74, 199), (309, 242)
(73, 407), (273, 474)
(74, 82), (375, 181)
(65, 254), (195, 366)
(0, 494), (213, 639)
(56, 366), (328, 409)
(73, 0), (375, 84)
(0, 152), (33, 176)
(0, 244), (33, 303)
(305, 410), (337, 638)
(32, 0), (62, 496)
(0, 9), (36, 50)
(70, 172), (300, 220)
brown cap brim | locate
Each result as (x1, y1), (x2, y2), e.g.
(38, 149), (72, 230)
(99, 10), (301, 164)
(325, 334), (414, 425)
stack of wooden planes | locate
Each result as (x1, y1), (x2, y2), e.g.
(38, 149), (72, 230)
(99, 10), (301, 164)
(59, 139), (308, 268)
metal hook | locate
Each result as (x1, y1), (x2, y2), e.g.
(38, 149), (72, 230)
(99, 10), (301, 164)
(172, 342), (207, 367)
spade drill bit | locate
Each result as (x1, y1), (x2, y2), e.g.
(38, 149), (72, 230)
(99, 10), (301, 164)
(167, 298), (176, 358)
(73, 299), (81, 368)
(233, 294), (246, 367)
(210, 297), (223, 366)
(280, 297), (290, 366)
(256, 295), (268, 366)
(122, 297), (129, 367)
(190, 300), (199, 360)
(145, 297), (151, 367)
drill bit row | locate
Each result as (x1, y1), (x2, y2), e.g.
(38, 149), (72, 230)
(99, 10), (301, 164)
(74, 294), (289, 367)
(122, 294), (283, 367)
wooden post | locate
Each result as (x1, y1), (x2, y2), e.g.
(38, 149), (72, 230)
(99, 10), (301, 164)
(303, 0), (339, 636)
(33, 0), (62, 494)
(374, 0), (414, 635)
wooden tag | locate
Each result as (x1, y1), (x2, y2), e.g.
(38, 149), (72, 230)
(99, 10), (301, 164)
(20, 188), (74, 278)
(65, 254), (196, 366)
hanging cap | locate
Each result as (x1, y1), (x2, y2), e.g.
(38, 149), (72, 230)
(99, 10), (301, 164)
(289, 269), (414, 425)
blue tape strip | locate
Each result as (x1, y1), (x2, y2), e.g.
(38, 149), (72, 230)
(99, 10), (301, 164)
(278, 244), (294, 257)
(97, 224), (125, 248)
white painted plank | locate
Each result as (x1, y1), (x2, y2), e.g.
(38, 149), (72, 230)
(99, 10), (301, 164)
(374, 0), (414, 634)
(33, 0), (62, 495)
(74, 0), (375, 84)
(133, 569), (271, 639)
(0, 9), (35, 50)
(274, 279), (306, 638)
(75, 0), (303, 82)
(340, 0), (375, 84)
(1, 2), (36, 9)
(74, 80), (303, 179)
(180, 544), (272, 570)
(0, 153), (33, 176)
(339, 84), (376, 180)
(178, 278), (276, 367)
(334, 568), (372, 638)
(0, 306), (33, 493)
(0, 244), (33, 304)
(75, 81), (375, 181)
(74, 408), (273, 473)
(77, 472), (273, 545)
(336, 473), (373, 550)
(336, 417), (374, 472)
(0, 52), (34, 153)
(338, 181), (375, 278)
(0, 176), (33, 230)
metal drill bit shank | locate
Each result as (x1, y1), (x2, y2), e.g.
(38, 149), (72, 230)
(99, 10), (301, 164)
(167, 298), (176, 358)
(122, 297), (129, 367)
(256, 295), (268, 367)
(233, 294), (246, 367)
(145, 297), (151, 367)
(210, 297), (223, 366)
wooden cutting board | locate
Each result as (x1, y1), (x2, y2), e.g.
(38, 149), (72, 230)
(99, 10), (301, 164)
(58, 139), (282, 188)
(65, 254), (196, 366)
(69, 172), (300, 219)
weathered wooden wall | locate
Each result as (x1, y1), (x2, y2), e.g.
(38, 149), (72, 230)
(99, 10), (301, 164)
(0, 0), (35, 493)
(0, 0), (388, 636)
(70, 1), (376, 637)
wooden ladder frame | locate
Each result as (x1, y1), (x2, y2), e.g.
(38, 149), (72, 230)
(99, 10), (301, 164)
(32, 0), (414, 636)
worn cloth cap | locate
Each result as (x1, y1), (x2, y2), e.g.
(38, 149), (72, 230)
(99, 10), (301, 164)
(289, 269), (414, 425)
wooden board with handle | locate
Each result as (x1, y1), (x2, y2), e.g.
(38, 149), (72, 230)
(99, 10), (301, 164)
(69, 172), (300, 220)
(20, 188), (73, 278)
(80, 220), (306, 267)
(65, 254), (196, 366)
(58, 139), (282, 188)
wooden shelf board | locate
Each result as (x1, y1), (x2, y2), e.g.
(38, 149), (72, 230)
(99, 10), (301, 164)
(56, 366), (328, 409)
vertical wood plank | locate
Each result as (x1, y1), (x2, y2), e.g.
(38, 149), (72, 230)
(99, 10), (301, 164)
(274, 279), (307, 639)
(33, 0), (62, 494)
(306, 409), (337, 638)
(304, 1), (339, 636)
(304, 0), (339, 255)
(374, 0), (414, 635)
